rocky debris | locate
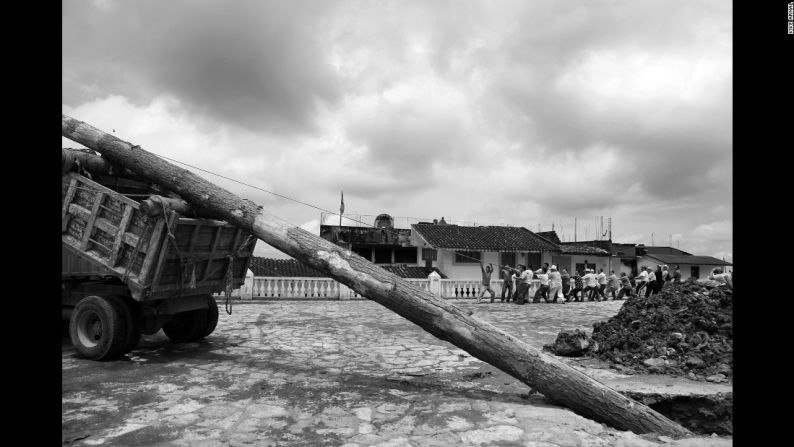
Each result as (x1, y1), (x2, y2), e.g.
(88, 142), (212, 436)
(542, 329), (592, 357)
(549, 280), (733, 380)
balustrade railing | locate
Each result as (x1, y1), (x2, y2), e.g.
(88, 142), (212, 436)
(241, 276), (544, 300)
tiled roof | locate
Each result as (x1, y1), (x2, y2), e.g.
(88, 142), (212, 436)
(249, 257), (446, 278)
(642, 246), (693, 256)
(558, 243), (610, 255)
(536, 231), (562, 244)
(643, 254), (732, 266)
(381, 265), (447, 279)
(249, 257), (326, 277)
(411, 224), (560, 252)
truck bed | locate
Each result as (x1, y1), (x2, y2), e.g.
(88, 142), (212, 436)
(62, 172), (256, 301)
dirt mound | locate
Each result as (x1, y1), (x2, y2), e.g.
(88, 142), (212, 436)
(544, 329), (592, 356)
(585, 280), (732, 380)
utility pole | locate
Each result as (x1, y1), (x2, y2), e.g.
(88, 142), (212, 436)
(574, 217), (577, 242)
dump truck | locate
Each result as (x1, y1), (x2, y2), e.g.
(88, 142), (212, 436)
(62, 161), (256, 360)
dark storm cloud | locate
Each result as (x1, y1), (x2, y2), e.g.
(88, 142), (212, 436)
(62, 0), (342, 133)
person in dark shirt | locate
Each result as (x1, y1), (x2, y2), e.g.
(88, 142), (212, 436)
(654, 265), (664, 294)
(569, 271), (584, 302)
(672, 265), (682, 283)
(561, 269), (572, 301)
(616, 272), (634, 300)
(500, 264), (515, 302)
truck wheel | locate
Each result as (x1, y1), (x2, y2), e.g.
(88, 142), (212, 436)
(162, 309), (207, 343)
(106, 295), (141, 354)
(69, 295), (127, 360)
(196, 295), (219, 339)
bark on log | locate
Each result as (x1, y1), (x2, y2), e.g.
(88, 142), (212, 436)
(61, 113), (691, 437)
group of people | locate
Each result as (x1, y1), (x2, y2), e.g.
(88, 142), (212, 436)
(476, 261), (709, 304)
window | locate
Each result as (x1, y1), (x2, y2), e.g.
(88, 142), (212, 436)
(526, 252), (542, 270)
(374, 248), (392, 264)
(352, 246), (372, 260)
(500, 252), (516, 278)
(455, 251), (481, 263)
(575, 263), (596, 274)
(690, 266), (700, 279)
(394, 247), (417, 264)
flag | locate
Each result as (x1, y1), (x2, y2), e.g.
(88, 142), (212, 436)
(340, 191), (344, 215)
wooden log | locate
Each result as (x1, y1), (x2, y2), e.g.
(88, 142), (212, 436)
(61, 113), (690, 437)
(62, 147), (127, 176)
(139, 195), (194, 217)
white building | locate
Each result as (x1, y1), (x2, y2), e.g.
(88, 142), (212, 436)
(410, 222), (559, 280)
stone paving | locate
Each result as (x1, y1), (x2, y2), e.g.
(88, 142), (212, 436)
(62, 299), (732, 446)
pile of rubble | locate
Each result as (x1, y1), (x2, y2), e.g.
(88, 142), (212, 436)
(545, 280), (732, 382)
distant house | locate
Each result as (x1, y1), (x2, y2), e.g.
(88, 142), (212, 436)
(410, 222), (559, 279)
(637, 253), (731, 280)
(538, 231), (613, 274)
(609, 243), (731, 279)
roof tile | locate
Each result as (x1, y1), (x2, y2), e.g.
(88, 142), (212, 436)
(411, 224), (560, 252)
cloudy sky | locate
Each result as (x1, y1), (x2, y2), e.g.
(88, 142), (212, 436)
(62, 0), (732, 261)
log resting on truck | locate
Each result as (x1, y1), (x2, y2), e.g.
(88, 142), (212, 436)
(61, 113), (691, 437)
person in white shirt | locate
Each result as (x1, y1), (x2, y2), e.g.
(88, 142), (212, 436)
(547, 265), (563, 303)
(582, 269), (599, 301)
(634, 267), (649, 296)
(596, 269), (608, 300)
(645, 269), (657, 297)
(533, 268), (550, 303)
(709, 268), (732, 287)
(514, 265), (534, 305)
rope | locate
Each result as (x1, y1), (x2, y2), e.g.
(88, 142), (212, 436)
(155, 196), (192, 298)
(222, 234), (255, 315)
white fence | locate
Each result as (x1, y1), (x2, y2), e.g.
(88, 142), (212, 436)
(230, 276), (544, 300)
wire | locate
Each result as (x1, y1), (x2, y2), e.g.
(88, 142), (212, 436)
(64, 152), (550, 272)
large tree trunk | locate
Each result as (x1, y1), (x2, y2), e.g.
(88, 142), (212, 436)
(61, 114), (690, 437)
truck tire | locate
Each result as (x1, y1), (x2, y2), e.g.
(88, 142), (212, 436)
(106, 295), (141, 355)
(69, 295), (127, 360)
(196, 295), (219, 339)
(162, 309), (207, 343)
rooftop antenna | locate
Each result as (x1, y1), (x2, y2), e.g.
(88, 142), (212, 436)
(651, 233), (654, 246)
(574, 217), (577, 242)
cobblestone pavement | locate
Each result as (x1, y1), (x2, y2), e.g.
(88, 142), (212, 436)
(62, 299), (732, 446)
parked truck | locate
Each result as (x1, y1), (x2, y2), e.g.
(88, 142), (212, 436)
(62, 163), (256, 360)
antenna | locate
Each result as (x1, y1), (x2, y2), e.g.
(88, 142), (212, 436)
(651, 232), (654, 246)
(574, 217), (577, 242)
